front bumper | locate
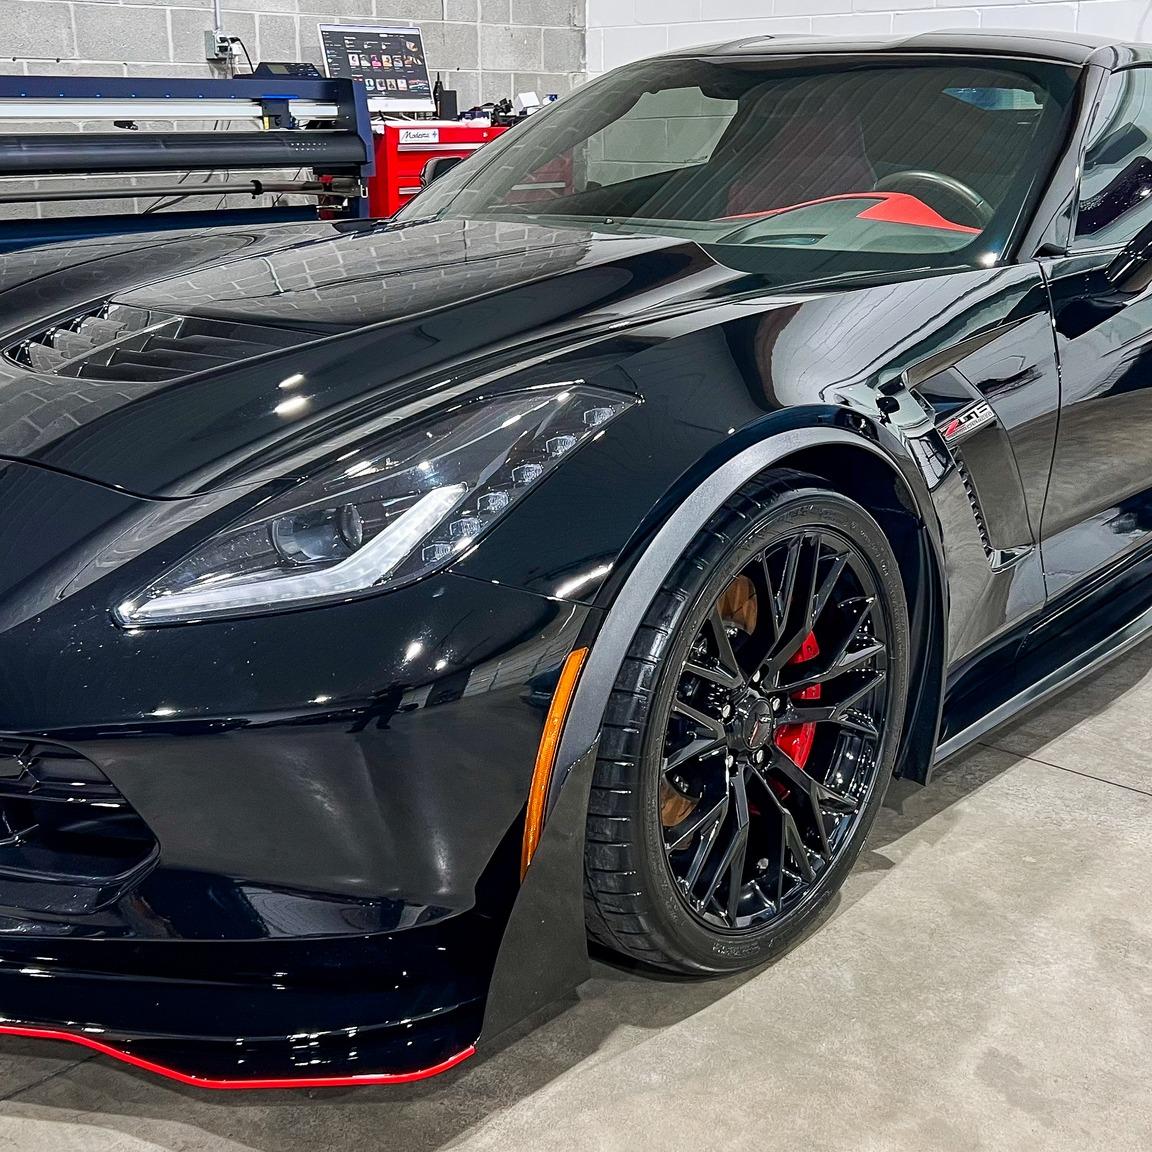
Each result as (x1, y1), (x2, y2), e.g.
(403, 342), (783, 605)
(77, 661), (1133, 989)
(0, 922), (492, 1086)
(0, 1027), (475, 1089)
(0, 460), (595, 1083)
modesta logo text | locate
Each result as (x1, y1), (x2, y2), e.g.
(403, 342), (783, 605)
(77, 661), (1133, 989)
(399, 128), (440, 145)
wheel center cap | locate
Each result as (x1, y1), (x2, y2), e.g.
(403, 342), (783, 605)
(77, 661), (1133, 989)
(732, 692), (774, 751)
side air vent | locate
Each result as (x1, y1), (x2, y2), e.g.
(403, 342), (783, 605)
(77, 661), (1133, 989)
(952, 449), (993, 558)
(5, 302), (317, 383)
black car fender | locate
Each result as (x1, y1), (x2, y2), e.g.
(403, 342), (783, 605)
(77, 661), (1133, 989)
(556, 406), (946, 799)
(481, 409), (947, 1044)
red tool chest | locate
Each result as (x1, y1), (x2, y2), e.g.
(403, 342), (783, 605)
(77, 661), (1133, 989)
(368, 120), (510, 217)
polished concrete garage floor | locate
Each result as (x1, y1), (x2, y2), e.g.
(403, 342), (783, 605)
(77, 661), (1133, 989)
(1, 645), (1152, 1152)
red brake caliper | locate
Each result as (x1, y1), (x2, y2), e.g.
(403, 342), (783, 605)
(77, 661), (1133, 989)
(774, 631), (820, 770)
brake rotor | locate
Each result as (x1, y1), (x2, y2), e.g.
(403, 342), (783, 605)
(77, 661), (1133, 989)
(716, 573), (757, 635)
(659, 778), (700, 828)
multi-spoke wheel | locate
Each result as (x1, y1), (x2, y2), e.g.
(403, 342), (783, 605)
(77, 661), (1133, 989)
(584, 471), (909, 974)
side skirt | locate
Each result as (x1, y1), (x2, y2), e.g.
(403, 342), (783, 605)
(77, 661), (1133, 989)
(936, 597), (1152, 761)
(936, 545), (1152, 762)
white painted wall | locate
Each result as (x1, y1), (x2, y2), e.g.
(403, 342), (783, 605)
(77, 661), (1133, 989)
(586, 0), (1152, 75)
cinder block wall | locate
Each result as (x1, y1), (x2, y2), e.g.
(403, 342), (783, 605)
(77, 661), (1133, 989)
(3, 0), (585, 108)
(587, 0), (1152, 73)
(0, 0), (584, 218)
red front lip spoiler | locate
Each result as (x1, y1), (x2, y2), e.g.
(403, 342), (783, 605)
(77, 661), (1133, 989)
(0, 1024), (475, 1089)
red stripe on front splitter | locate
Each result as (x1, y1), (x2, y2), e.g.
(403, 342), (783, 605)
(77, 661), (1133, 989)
(0, 1024), (475, 1089)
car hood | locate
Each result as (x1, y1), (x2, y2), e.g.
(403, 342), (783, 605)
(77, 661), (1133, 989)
(0, 216), (744, 497)
(115, 216), (713, 330)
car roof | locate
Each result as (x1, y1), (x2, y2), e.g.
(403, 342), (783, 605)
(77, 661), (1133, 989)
(668, 29), (1149, 68)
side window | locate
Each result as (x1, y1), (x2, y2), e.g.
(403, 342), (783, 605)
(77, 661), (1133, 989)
(1075, 68), (1152, 246)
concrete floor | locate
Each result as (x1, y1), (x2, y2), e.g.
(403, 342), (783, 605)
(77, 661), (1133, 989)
(3, 647), (1152, 1152)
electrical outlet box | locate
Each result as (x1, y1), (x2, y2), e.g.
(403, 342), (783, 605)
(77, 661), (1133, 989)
(204, 31), (231, 62)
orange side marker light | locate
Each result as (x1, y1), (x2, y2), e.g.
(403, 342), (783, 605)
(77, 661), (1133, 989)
(521, 647), (588, 878)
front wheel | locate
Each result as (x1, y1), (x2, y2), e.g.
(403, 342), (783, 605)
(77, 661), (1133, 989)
(583, 471), (910, 974)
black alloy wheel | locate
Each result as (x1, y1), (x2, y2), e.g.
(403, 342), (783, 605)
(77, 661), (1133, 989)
(584, 471), (910, 974)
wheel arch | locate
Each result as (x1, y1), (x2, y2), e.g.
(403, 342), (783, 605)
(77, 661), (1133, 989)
(555, 408), (948, 804)
(479, 410), (948, 1046)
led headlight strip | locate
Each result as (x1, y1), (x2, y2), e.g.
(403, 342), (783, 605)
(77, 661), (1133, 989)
(115, 386), (634, 626)
(117, 485), (467, 626)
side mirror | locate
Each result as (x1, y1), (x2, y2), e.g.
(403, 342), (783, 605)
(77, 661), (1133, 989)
(420, 155), (465, 189)
(1106, 217), (1152, 294)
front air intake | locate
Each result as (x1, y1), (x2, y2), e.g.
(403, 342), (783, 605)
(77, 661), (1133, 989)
(6, 302), (318, 383)
(0, 737), (157, 915)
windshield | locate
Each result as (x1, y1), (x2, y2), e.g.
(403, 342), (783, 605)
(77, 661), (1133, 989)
(403, 55), (1078, 283)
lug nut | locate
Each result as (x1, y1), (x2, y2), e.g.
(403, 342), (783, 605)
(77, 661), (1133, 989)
(725, 754), (734, 768)
(756, 858), (770, 873)
(771, 697), (783, 713)
(721, 704), (732, 719)
(754, 749), (765, 764)
(751, 670), (761, 684)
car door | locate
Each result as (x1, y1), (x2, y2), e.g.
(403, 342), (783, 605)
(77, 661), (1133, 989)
(1041, 65), (1152, 595)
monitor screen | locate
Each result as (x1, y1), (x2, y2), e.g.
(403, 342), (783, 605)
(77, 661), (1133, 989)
(317, 24), (435, 113)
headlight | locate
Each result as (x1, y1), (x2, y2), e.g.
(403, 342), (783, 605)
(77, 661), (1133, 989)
(115, 386), (634, 626)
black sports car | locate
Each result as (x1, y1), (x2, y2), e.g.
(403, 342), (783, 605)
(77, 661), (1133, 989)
(0, 29), (1150, 1087)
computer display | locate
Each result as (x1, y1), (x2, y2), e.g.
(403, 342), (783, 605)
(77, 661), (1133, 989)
(317, 24), (435, 113)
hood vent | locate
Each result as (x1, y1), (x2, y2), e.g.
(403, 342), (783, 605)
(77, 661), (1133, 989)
(5, 303), (316, 383)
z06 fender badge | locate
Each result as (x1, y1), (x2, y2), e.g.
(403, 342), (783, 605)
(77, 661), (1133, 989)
(939, 400), (997, 444)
